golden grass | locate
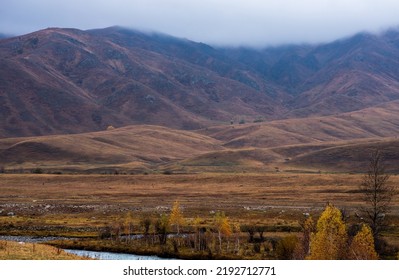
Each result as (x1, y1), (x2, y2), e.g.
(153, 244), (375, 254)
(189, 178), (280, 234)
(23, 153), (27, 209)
(0, 173), (398, 223)
(0, 240), (90, 260)
(0, 173), (365, 207)
(0, 125), (223, 172)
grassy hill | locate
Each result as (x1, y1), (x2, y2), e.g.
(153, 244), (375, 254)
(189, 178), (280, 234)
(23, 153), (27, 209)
(2, 102), (399, 173)
(0, 125), (223, 173)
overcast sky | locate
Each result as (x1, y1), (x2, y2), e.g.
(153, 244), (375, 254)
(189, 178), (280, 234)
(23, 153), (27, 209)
(1, 0), (399, 46)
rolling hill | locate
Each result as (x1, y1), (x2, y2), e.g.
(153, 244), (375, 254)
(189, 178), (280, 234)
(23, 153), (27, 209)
(2, 103), (399, 173)
(0, 125), (224, 173)
(199, 99), (399, 149)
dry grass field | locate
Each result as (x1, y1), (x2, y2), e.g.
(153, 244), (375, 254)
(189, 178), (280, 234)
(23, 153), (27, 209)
(0, 173), (398, 231)
(0, 172), (398, 259)
(0, 173), (385, 211)
(0, 240), (89, 260)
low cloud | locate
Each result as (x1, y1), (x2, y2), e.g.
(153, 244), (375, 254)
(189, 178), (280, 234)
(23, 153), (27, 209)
(1, 0), (399, 46)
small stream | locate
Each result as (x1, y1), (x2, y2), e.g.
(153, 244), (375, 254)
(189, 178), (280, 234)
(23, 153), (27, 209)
(0, 235), (169, 260)
(64, 249), (167, 260)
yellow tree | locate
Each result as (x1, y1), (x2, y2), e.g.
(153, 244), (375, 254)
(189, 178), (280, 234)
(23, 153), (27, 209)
(214, 211), (232, 252)
(169, 201), (184, 235)
(348, 224), (378, 260)
(308, 204), (348, 260)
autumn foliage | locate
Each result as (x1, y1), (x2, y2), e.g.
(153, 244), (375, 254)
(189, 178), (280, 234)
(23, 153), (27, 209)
(169, 200), (184, 234)
(214, 211), (232, 252)
(308, 204), (348, 259)
(348, 224), (378, 260)
(306, 204), (378, 260)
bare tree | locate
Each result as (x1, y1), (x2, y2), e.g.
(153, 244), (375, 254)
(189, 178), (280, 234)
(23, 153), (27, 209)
(360, 150), (396, 240)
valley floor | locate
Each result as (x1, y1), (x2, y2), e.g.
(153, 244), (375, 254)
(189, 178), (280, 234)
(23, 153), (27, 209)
(0, 173), (398, 259)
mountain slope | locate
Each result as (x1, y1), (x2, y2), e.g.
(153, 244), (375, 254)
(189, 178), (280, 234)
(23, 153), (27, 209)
(224, 31), (399, 116)
(2, 27), (399, 138)
(0, 27), (281, 137)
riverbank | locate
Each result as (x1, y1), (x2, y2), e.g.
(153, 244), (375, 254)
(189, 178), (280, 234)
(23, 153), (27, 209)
(0, 236), (167, 260)
(0, 240), (90, 260)
(0, 235), (246, 260)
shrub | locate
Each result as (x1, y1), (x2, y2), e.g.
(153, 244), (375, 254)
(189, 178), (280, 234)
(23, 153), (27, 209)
(253, 243), (261, 253)
(99, 226), (112, 239)
(31, 168), (43, 174)
(240, 225), (256, 242)
(276, 235), (298, 260)
(155, 214), (170, 245)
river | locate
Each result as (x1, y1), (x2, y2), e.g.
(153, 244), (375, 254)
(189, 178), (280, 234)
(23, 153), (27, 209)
(0, 235), (169, 260)
(64, 249), (167, 260)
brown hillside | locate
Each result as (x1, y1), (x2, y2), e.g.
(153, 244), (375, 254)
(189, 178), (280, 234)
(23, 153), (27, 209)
(2, 117), (399, 173)
(3, 27), (399, 137)
(0, 27), (281, 137)
(198, 100), (399, 149)
(0, 125), (224, 172)
(2, 97), (399, 173)
(285, 138), (399, 172)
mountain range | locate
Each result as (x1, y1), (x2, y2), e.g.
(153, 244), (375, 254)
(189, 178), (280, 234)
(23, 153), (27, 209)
(1, 26), (399, 172)
(2, 26), (399, 136)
